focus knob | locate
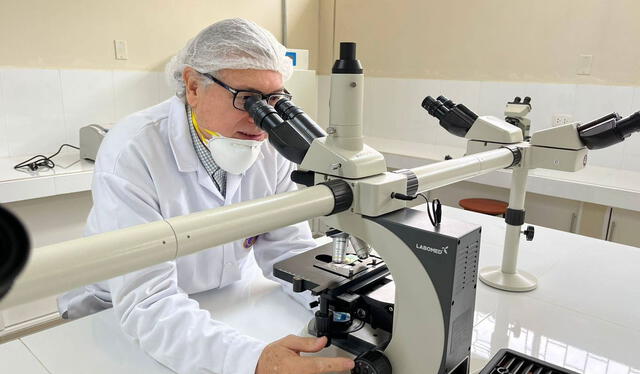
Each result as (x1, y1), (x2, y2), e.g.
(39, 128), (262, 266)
(523, 225), (535, 241)
(352, 350), (392, 374)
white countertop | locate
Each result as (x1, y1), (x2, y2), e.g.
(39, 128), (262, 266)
(0, 150), (94, 203)
(2, 207), (638, 374)
(0, 340), (49, 374)
(366, 136), (640, 211)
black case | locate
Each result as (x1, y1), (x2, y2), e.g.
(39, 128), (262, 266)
(480, 348), (579, 374)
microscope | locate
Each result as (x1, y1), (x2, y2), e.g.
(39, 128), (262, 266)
(504, 96), (532, 140)
(247, 43), (640, 372)
(1, 42), (639, 374)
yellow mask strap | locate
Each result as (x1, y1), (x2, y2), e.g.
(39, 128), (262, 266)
(191, 110), (219, 143)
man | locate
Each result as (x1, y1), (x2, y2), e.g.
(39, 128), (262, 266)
(59, 18), (355, 374)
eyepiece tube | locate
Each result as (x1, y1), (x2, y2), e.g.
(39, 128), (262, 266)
(244, 95), (286, 131)
(244, 96), (322, 165)
(274, 98), (327, 138)
(617, 111), (640, 137)
(437, 95), (456, 109)
(340, 42), (357, 60)
(332, 41), (363, 74)
(578, 113), (620, 133)
(422, 95), (478, 137)
(422, 96), (450, 119)
(435, 95), (478, 121)
(578, 111), (640, 150)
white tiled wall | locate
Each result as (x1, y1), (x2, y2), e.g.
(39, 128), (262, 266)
(113, 71), (169, 120)
(318, 75), (640, 172)
(2, 69), (66, 158)
(523, 83), (576, 134)
(0, 68), (174, 158)
(60, 70), (116, 146)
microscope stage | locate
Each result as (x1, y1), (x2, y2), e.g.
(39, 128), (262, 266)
(274, 242), (389, 295)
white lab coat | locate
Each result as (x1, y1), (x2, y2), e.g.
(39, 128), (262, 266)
(58, 96), (317, 374)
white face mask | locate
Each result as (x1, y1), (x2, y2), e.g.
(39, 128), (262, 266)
(189, 107), (264, 175)
(206, 135), (264, 175)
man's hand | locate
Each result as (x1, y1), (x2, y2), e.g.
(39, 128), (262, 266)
(256, 335), (355, 374)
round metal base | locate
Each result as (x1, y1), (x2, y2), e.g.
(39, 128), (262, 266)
(479, 266), (537, 292)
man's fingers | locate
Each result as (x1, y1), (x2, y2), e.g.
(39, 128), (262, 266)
(279, 335), (327, 353)
(296, 356), (356, 374)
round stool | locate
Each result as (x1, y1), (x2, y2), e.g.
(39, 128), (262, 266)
(459, 198), (508, 216)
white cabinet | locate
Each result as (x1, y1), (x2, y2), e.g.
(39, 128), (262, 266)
(524, 193), (581, 233)
(607, 208), (640, 248)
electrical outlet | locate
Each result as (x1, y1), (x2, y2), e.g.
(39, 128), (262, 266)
(552, 114), (572, 127)
(114, 40), (128, 60)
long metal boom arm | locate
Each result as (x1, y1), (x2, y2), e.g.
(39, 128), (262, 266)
(411, 147), (517, 195)
(0, 185), (336, 309)
(1, 145), (519, 310)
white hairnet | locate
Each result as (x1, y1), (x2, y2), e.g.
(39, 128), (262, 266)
(166, 18), (292, 100)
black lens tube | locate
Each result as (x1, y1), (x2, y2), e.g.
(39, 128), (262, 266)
(614, 111), (640, 138)
(245, 95), (286, 131)
(332, 42), (363, 74)
(579, 113), (620, 132)
(244, 96), (323, 165)
(422, 96), (450, 119)
(274, 99), (327, 139)
(578, 111), (640, 150)
(437, 95), (455, 109)
(422, 95), (478, 137)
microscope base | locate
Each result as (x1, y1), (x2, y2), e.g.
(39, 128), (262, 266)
(478, 266), (537, 292)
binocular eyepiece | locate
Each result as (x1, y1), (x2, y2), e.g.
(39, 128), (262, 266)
(244, 96), (326, 164)
(510, 96), (531, 105)
(421, 95), (478, 138)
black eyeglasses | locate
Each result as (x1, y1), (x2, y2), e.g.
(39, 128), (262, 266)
(203, 73), (292, 111)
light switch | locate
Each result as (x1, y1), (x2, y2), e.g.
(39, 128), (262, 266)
(114, 40), (128, 60)
(577, 54), (593, 75)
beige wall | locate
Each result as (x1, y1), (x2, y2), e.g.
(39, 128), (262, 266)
(319, 0), (640, 85)
(318, 0), (336, 75)
(286, 0), (320, 70)
(4, 0), (638, 83)
(0, 0), (319, 71)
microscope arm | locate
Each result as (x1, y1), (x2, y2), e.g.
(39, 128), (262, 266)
(410, 147), (518, 194)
